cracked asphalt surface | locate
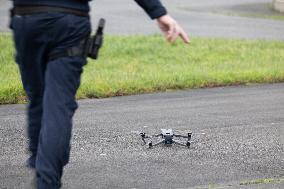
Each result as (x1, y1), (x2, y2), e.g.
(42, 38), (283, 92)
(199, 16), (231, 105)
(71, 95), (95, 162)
(1, 0), (284, 40)
(0, 84), (284, 188)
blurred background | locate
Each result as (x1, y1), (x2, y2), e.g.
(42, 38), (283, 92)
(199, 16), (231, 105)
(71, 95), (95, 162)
(1, 0), (284, 40)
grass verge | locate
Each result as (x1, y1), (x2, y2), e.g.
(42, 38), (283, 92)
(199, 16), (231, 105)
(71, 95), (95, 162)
(240, 177), (284, 185)
(0, 34), (284, 104)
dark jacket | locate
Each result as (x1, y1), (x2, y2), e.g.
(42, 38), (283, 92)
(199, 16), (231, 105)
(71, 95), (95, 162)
(12, 0), (167, 19)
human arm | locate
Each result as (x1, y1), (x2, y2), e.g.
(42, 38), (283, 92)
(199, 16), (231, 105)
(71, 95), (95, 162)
(134, 0), (167, 19)
(134, 0), (190, 44)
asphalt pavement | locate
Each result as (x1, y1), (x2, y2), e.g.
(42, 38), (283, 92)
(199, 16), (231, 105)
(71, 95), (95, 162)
(1, 0), (284, 40)
(0, 84), (283, 188)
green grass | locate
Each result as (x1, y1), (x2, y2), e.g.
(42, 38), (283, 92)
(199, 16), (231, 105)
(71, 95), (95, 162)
(195, 177), (284, 188)
(240, 177), (284, 185)
(0, 34), (284, 104)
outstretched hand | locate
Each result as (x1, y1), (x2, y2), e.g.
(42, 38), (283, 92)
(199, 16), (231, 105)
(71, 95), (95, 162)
(157, 15), (190, 44)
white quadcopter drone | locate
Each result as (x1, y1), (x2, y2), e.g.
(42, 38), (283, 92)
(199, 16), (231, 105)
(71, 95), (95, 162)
(140, 129), (192, 148)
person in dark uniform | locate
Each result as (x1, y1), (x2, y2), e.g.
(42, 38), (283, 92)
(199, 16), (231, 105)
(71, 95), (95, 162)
(10, 0), (189, 188)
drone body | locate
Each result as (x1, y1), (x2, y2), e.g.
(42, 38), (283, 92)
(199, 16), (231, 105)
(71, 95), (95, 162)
(161, 129), (174, 144)
(140, 129), (192, 148)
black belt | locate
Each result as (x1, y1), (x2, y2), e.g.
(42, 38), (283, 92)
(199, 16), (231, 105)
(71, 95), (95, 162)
(12, 5), (89, 17)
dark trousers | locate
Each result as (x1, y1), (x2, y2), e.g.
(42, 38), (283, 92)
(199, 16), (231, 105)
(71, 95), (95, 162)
(12, 13), (91, 188)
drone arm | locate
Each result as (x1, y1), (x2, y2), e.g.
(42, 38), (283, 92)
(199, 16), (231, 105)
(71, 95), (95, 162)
(172, 139), (187, 146)
(151, 139), (165, 147)
(140, 133), (151, 144)
(174, 133), (192, 140)
(173, 134), (187, 138)
(141, 132), (162, 144)
(153, 134), (163, 137)
(142, 137), (147, 144)
(140, 133), (152, 138)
